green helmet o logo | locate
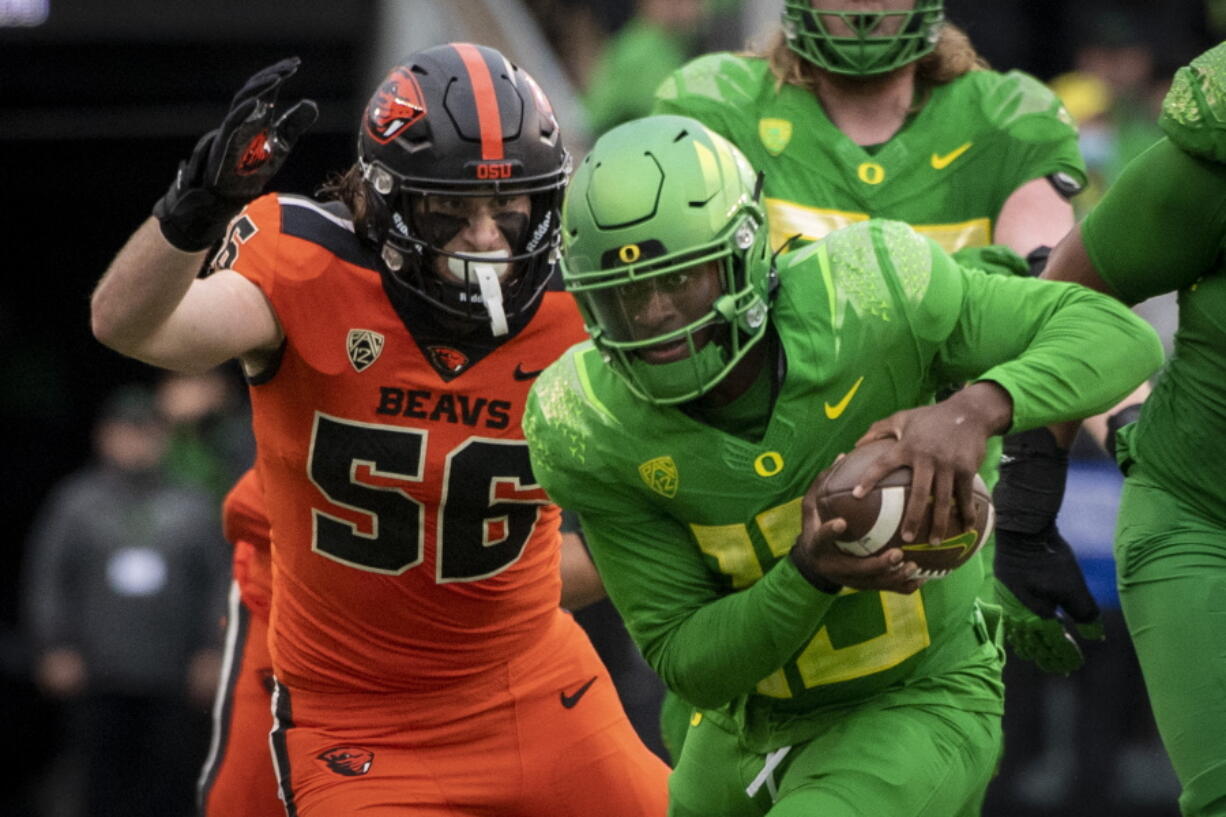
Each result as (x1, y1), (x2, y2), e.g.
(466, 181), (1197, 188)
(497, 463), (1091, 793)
(618, 244), (642, 264)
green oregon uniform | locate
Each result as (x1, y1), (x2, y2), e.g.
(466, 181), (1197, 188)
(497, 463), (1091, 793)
(650, 51), (1087, 759)
(525, 220), (1161, 816)
(653, 53), (1086, 253)
(1080, 42), (1226, 817)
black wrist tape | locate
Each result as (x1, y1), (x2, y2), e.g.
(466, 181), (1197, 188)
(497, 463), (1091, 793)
(995, 427), (1069, 535)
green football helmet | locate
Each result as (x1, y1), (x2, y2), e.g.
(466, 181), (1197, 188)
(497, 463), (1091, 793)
(561, 115), (773, 405)
(782, 0), (944, 77)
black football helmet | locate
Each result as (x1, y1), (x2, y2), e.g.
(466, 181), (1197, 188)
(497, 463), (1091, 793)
(358, 43), (569, 335)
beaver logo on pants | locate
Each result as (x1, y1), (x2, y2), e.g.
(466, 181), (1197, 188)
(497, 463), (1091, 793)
(317, 746), (374, 776)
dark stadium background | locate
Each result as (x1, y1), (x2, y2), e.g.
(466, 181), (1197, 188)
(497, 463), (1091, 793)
(0, 1), (1212, 814)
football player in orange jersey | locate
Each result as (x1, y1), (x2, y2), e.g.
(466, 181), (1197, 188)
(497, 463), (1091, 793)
(197, 469), (621, 817)
(93, 46), (669, 817)
(197, 469), (280, 817)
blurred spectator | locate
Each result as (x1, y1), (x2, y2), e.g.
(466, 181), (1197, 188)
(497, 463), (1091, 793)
(1048, 70), (1117, 212)
(1047, 9), (1179, 355)
(155, 367), (254, 502)
(21, 384), (229, 817)
(1049, 10), (1166, 214)
(1071, 11), (1167, 161)
(583, 0), (709, 135)
(523, 0), (635, 92)
(1210, 0), (1226, 40)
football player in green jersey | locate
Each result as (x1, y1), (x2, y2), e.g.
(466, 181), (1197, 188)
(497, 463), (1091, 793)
(652, 0), (1082, 260)
(1040, 43), (1226, 817)
(647, 0), (1102, 754)
(652, 0), (1113, 682)
(522, 116), (1163, 817)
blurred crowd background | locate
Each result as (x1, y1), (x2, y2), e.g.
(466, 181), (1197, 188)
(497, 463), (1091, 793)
(0, 1), (1217, 815)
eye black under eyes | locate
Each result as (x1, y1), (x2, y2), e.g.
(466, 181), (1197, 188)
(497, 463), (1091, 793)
(414, 212), (466, 247)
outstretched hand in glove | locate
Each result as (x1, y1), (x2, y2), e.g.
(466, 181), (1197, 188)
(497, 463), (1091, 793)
(154, 57), (319, 251)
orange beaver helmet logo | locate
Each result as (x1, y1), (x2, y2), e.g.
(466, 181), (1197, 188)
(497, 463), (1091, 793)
(428, 345), (470, 374)
(236, 129), (272, 175)
(366, 67), (427, 144)
(317, 746), (374, 777)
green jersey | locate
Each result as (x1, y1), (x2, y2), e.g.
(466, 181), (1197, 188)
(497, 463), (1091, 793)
(524, 221), (1161, 750)
(1083, 69), (1226, 526)
(653, 54), (1086, 253)
(1081, 45), (1226, 817)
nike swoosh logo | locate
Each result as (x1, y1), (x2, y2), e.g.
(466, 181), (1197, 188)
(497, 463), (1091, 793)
(930, 142), (972, 170)
(902, 530), (977, 556)
(513, 363), (545, 381)
(560, 676), (597, 709)
(824, 376), (865, 420)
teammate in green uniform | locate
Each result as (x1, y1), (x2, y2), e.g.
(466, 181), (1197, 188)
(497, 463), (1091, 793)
(1040, 43), (1226, 817)
(652, 0), (1081, 260)
(523, 115), (1163, 817)
(646, 0), (1101, 755)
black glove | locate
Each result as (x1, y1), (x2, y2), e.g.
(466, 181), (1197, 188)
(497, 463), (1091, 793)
(993, 427), (1104, 674)
(153, 57), (318, 251)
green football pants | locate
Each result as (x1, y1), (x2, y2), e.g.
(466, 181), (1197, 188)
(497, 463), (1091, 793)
(1115, 469), (1226, 817)
(668, 701), (1000, 817)
(658, 688), (691, 767)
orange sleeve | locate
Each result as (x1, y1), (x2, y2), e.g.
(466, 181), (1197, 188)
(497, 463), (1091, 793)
(221, 468), (270, 551)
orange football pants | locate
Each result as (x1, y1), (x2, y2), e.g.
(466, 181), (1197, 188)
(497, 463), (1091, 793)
(270, 609), (670, 816)
(199, 582), (283, 817)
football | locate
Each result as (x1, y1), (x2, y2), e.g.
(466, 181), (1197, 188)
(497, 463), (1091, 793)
(811, 438), (995, 580)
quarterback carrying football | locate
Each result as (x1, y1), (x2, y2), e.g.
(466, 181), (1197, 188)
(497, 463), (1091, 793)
(651, 0), (1105, 699)
(523, 115), (1162, 817)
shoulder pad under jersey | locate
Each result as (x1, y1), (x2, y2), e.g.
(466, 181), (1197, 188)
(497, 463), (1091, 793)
(1160, 42), (1226, 164)
(972, 69), (1077, 135)
(655, 52), (771, 108)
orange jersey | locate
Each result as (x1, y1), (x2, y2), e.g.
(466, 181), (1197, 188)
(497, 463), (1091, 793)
(227, 194), (588, 694)
(222, 468), (272, 620)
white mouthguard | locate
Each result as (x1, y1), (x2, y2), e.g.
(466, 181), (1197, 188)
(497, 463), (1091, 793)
(475, 265), (509, 336)
(447, 252), (511, 336)
(446, 251), (510, 283)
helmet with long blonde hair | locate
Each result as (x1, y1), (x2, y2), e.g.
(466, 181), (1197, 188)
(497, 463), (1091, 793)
(765, 12), (985, 93)
(781, 0), (944, 76)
